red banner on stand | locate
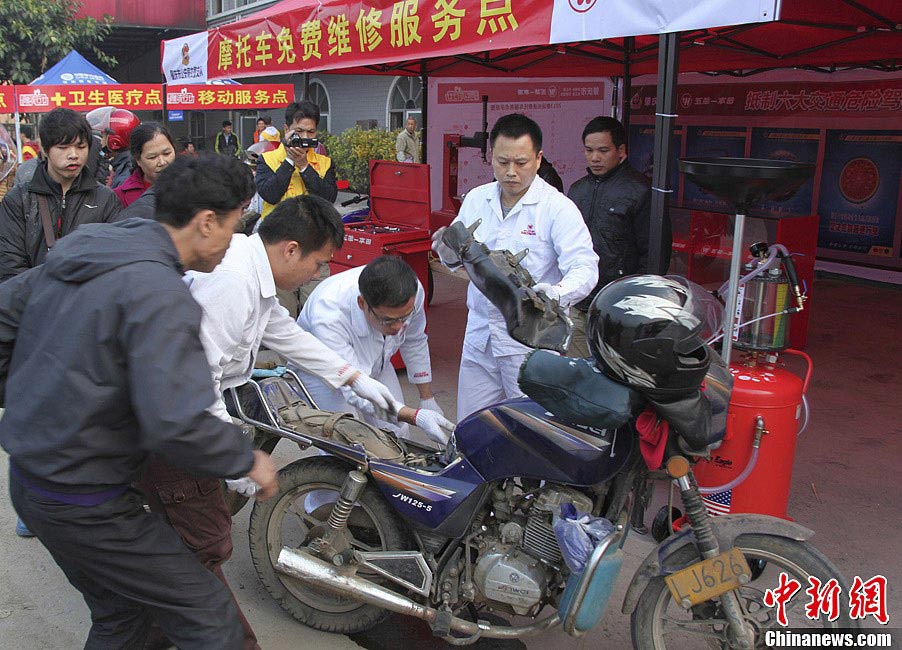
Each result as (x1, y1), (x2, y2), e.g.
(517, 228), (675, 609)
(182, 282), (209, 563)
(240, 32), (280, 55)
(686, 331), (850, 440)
(207, 0), (551, 79)
(165, 84), (295, 110)
(0, 86), (13, 112)
(630, 79), (902, 119)
(14, 85), (164, 113)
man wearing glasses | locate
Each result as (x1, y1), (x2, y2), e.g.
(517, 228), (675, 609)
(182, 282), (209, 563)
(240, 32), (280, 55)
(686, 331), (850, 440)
(297, 255), (453, 446)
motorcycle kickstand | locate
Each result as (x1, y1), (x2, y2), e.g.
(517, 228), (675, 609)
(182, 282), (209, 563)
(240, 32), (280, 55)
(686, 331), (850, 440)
(669, 458), (756, 650)
(630, 475), (653, 534)
(310, 470), (368, 565)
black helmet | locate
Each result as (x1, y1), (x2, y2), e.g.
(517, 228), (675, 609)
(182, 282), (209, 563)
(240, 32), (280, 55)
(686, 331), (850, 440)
(587, 275), (711, 395)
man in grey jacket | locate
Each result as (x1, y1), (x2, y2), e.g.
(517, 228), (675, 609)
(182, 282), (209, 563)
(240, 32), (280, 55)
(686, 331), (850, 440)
(0, 153), (277, 649)
(0, 108), (121, 282)
(566, 116), (670, 357)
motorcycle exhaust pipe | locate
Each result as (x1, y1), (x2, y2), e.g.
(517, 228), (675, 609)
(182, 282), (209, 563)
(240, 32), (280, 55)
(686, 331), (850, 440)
(276, 547), (560, 640)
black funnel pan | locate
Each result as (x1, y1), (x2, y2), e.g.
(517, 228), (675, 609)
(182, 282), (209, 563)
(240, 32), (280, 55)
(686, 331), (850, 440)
(679, 157), (814, 212)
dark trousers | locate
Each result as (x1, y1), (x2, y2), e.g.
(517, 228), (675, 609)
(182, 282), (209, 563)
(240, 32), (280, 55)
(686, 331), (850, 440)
(136, 456), (260, 650)
(10, 475), (243, 650)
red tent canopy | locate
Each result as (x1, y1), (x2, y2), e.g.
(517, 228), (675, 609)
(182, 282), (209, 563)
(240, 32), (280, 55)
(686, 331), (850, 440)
(187, 0), (900, 79)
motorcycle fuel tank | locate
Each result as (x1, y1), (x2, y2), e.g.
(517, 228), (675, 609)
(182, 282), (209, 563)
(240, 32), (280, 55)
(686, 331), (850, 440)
(455, 398), (633, 486)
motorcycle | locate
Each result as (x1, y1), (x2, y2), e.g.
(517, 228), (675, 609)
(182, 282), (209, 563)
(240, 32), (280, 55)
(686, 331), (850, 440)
(231, 225), (856, 647)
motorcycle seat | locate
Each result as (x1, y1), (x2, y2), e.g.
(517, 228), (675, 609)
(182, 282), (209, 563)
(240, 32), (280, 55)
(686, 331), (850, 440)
(518, 351), (643, 430)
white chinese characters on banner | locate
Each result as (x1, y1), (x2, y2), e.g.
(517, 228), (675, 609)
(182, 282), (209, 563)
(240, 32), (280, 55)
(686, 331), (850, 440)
(549, 0), (779, 44)
(162, 32), (210, 84)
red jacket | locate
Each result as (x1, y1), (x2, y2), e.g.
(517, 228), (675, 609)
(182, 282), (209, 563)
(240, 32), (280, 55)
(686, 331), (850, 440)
(114, 168), (151, 208)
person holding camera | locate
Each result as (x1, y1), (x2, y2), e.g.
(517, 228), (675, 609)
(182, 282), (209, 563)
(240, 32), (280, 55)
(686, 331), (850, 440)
(255, 100), (337, 221)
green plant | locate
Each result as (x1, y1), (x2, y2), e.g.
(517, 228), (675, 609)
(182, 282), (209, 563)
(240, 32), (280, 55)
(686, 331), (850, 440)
(0, 0), (116, 83)
(320, 126), (400, 194)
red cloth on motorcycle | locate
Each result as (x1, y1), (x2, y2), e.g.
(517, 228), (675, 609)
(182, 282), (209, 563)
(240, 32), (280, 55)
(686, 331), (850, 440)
(636, 405), (669, 470)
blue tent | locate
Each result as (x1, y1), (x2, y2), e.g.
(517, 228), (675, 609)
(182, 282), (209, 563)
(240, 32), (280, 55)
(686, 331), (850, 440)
(30, 50), (118, 85)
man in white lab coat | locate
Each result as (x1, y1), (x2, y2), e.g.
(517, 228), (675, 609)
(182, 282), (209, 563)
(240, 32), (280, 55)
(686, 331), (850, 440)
(298, 255), (451, 446)
(433, 113), (599, 421)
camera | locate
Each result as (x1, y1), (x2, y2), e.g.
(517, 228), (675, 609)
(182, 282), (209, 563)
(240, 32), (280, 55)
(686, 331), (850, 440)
(288, 134), (318, 149)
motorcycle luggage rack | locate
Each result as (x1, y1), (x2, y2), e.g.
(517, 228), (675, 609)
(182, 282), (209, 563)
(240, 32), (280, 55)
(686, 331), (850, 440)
(226, 367), (370, 466)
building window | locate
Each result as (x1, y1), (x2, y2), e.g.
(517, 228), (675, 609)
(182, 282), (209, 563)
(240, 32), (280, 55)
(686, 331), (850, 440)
(387, 76), (422, 130)
(307, 80), (331, 133)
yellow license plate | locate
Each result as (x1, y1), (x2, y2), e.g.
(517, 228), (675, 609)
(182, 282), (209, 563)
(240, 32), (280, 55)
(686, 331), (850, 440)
(665, 547), (752, 608)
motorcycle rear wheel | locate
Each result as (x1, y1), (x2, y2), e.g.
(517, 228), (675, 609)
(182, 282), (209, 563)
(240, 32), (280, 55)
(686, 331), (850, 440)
(631, 534), (856, 649)
(248, 456), (412, 634)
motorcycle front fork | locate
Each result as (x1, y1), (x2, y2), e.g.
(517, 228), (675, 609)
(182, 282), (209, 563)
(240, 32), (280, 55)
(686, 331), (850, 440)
(671, 460), (756, 650)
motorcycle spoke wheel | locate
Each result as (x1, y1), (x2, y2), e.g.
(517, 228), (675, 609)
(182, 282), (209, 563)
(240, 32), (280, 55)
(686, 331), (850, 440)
(631, 534), (857, 649)
(249, 457), (411, 634)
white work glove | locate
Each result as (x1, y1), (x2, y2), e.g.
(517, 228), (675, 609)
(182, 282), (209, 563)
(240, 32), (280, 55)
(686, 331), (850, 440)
(339, 385), (376, 416)
(225, 476), (260, 497)
(431, 227), (461, 269)
(532, 282), (561, 302)
(347, 373), (403, 420)
(414, 409), (455, 446)
(418, 397), (445, 418)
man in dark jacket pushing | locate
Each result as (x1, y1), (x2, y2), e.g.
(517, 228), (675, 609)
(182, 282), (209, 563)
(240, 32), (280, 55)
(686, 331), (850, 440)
(0, 153), (278, 650)
(566, 116), (670, 357)
(0, 107), (121, 282)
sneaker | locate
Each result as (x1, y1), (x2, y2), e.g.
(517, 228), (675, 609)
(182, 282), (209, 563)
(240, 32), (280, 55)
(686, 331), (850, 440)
(15, 518), (34, 538)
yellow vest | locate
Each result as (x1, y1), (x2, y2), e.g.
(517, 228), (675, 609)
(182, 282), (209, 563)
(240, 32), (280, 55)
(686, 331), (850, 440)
(259, 145), (332, 218)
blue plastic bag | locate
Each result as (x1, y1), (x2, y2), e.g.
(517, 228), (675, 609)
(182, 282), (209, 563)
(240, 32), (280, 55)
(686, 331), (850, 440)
(552, 502), (615, 574)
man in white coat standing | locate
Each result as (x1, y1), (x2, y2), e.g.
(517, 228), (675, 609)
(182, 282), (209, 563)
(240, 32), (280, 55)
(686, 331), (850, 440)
(298, 255), (452, 446)
(433, 113), (599, 421)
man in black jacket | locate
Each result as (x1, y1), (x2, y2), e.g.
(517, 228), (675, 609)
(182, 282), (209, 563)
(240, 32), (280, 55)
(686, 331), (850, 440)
(0, 108), (121, 282)
(0, 154), (277, 649)
(566, 116), (670, 357)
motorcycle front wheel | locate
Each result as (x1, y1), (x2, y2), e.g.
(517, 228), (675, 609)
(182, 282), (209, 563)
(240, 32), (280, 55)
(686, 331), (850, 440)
(248, 456), (412, 634)
(631, 534), (857, 649)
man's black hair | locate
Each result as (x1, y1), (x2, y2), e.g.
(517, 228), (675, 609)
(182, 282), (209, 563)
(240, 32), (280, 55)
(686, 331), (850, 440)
(222, 120), (232, 128)
(39, 108), (91, 152)
(22, 125), (34, 140)
(129, 122), (175, 167)
(359, 256), (418, 309)
(285, 100), (320, 127)
(257, 116), (272, 125)
(154, 153), (254, 228)
(258, 194), (343, 255)
(489, 113), (542, 153)
(582, 116), (625, 148)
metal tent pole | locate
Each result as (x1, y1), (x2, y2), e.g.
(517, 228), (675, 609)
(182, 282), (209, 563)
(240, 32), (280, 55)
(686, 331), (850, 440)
(648, 32), (680, 275)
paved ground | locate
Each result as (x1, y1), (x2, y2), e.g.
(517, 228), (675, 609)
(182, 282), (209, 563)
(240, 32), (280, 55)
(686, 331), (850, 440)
(1, 271), (900, 648)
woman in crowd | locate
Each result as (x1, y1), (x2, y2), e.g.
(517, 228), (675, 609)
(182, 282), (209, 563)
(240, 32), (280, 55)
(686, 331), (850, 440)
(114, 122), (176, 208)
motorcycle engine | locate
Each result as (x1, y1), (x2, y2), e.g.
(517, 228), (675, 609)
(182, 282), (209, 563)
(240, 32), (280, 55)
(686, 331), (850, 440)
(472, 485), (594, 615)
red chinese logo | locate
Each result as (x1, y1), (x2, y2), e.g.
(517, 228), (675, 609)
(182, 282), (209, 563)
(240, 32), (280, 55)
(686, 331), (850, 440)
(567, 0), (597, 13)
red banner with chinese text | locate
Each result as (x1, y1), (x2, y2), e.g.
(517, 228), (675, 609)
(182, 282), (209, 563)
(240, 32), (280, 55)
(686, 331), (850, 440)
(208, 0), (551, 79)
(437, 81), (604, 104)
(165, 84), (294, 110)
(14, 85), (164, 113)
(630, 79), (902, 119)
(0, 86), (13, 112)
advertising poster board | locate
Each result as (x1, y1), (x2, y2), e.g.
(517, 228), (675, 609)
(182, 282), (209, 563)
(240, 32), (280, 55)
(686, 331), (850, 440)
(749, 127), (820, 217)
(817, 130), (901, 258)
(628, 124), (683, 195)
(427, 78), (611, 211)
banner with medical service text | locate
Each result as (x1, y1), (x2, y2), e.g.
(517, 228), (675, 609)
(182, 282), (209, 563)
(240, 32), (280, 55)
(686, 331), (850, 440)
(0, 86), (14, 112)
(164, 84), (295, 110)
(163, 0), (778, 81)
(14, 85), (164, 113)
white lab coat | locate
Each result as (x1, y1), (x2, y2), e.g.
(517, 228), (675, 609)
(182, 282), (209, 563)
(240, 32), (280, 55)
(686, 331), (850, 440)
(296, 265), (431, 438)
(451, 176), (598, 419)
(187, 233), (354, 422)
